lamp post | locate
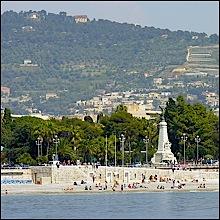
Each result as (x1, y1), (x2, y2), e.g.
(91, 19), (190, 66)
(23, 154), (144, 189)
(40, 137), (43, 156)
(195, 135), (201, 164)
(125, 141), (133, 165)
(105, 135), (108, 166)
(53, 135), (60, 161)
(114, 134), (117, 167)
(181, 133), (187, 166)
(105, 135), (108, 183)
(128, 141), (132, 165)
(120, 134), (125, 167)
(143, 136), (149, 164)
(36, 137), (42, 157)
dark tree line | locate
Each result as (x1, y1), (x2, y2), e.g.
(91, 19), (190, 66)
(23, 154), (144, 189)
(1, 96), (219, 165)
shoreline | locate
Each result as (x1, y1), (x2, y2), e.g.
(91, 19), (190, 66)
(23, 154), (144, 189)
(1, 179), (219, 196)
(1, 188), (218, 196)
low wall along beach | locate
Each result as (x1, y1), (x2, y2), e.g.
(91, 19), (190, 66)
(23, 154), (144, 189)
(1, 165), (219, 195)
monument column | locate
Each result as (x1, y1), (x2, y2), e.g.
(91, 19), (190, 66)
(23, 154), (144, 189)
(151, 106), (177, 165)
(157, 118), (169, 152)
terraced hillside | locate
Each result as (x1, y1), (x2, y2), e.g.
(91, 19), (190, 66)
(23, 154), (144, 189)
(185, 45), (219, 75)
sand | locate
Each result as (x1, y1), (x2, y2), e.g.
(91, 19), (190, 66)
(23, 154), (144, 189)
(1, 178), (219, 195)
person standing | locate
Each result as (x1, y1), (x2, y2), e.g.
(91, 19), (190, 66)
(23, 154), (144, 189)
(121, 184), (123, 191)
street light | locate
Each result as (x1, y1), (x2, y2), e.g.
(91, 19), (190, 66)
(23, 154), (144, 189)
(143, 136), (149, 164)
(181, 133), (187, 166)
(105, 135), (108, 166)
(105, 135), (108, 183)
(53, 135), (60, 161)
(120, 134), (125, 167)
(114, 134), (117, 167)
(195, 135), (201, 164)
(36, 137), (42, 157)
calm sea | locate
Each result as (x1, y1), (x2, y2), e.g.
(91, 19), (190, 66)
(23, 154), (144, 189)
(1, 191), (219, 219)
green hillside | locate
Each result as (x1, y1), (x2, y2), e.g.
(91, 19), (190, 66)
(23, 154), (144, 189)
(1, 10), (219, 115)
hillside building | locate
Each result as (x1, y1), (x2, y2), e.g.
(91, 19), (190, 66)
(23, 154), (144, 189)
(1, 86), (10, 96)
(74, 15), (89, 23)
(46, 92), (59, 100)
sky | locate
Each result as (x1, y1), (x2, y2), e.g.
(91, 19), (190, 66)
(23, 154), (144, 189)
(1, 1), (219, 35)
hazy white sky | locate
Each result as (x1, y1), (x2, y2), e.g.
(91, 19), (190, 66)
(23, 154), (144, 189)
(1, 1), (219, 34)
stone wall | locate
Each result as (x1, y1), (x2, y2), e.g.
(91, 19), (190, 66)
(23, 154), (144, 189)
(30, 166), (52, 183)
(2, 166), (218, 185)
(1, 168), (32, 180)
(50, 165), (219, 184)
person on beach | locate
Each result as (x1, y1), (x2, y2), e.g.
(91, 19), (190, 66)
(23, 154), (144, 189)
(5, 190), (8, 194)
(121, 184), (124, 191)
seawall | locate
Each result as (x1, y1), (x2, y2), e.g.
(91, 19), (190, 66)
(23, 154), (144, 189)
(2, 166), (219, 185)
(49, 165), (219, 184)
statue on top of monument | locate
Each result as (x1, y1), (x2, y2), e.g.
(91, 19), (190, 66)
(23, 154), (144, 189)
(159, 106), (165, 121)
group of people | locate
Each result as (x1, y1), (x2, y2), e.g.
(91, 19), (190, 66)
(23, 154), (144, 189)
(149, 174), (158, 182)
(171, 179), (185, 189)
(84, 186), (92, 190)
(198, 183), (206, 188)
(63, 172), (209, 193)
(157, 185), (165, 189)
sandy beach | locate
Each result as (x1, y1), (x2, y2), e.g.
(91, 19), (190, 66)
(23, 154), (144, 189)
(1, 178), (219, 195)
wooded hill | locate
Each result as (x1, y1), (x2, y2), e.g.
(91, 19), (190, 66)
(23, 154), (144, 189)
(1, 10), (219, 115)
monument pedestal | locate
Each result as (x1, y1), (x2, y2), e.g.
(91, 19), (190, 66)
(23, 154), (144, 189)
(151, 150), (177, 165)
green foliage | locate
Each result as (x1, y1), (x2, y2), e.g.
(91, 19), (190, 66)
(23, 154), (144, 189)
(165, 96), (219, 160)
(16, 153), (37, 165)
(36, 155), (48, 164)
(57, 138), (76, 161)
(2, 108), (12, 127)
(1, 98), (218, 165)
(115, 105), (128, 113)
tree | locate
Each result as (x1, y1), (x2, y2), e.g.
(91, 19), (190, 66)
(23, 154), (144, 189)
(115, 104), (128, 113)
(2, 108), (12, 126)
(16, 153), (37, 165)
(165, 96), (219, 160)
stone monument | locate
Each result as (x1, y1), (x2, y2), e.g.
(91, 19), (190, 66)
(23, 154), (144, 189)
(151, 106), (177, 165)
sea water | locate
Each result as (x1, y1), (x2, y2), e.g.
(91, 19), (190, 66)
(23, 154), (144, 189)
(1, 191), (219, 219)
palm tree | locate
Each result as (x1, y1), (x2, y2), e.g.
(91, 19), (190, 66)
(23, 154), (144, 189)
(34, 120), (57, 159)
